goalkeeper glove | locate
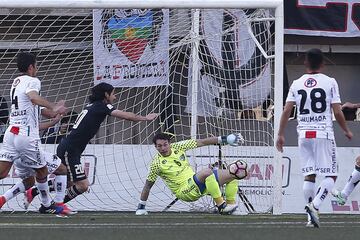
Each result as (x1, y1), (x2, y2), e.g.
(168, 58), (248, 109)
(135, 200), (148, 215)
(218, 133), (244, 146)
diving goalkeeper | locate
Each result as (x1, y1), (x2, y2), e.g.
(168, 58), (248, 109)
(136, 132), (247, 215)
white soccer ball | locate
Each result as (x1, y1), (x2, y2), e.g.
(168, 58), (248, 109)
(229, 160), (248, 179)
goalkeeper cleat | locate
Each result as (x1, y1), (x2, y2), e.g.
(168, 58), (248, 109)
(305, 203), (320, 228)
(39, 203), (64, 214)
(218, 202), (238, 215)
(23, 189), (34, 210)
(55, 202), (78, 215)
(0, 196), (6, 209)
(332, 189), (347, 206)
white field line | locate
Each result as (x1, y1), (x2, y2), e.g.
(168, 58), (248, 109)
(0, 222), (359, 229)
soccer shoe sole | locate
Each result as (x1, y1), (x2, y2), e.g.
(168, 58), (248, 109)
(305, 205), (320, 228)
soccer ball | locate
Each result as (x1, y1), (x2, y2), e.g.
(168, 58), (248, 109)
(228, 160), (248, 180)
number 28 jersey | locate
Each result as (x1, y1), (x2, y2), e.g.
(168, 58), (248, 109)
(286, 73), (341, 139)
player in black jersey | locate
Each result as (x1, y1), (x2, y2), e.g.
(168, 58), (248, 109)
(24, 82), (158, 204)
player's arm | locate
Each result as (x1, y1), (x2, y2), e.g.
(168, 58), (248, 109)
(39, 113), (62, 130)
(276, 101), (294, 152)
(136, 180), (155, 215)
(27, 91), (67, 115)
(342, 102), (360, 109)
(197, 133), (244, 147)
(110, 110), (158, 122)
(136, 159), (159, 215)
(332, 103), (353, 139)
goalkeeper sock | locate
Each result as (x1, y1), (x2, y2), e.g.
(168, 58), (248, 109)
(3, 181), (25, 202)
(225, 180), (238, 204)
(342, 166), (360, 198)
(205, 173), (223, 206)
(303, 180), (315, 204)
(312, 177), (334, 209)
(64, 185), (82, 203)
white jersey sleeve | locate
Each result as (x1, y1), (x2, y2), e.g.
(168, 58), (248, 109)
(290, 73), (341, 139)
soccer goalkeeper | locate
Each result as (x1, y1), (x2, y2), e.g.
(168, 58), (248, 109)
(136, 132), (247, 215)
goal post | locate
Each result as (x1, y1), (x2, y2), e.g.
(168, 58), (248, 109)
(0, 0), (284, 214)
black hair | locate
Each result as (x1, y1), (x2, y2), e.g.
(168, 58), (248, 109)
(89, 82), (114, 103)
(152, 132), (173, 144)
(17, 52), (37, 73)
(306, 48), (324, 71)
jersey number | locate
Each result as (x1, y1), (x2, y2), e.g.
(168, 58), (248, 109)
(297, 88), (326, 115)
(72, 110), (88, 129)
(11, 88), (18, 109)
(74, 164), (85, 175)
(174, 160), (182, 167)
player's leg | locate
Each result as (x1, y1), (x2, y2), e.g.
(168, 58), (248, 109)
(58, 146), (89, 203)
(1, 161), (36, 209)
(15, 136), (63, 214)
(195, 168), (224, 207)
(333, 155), (360, 204)
(0, 132), (20, 208)
(299, 138), (319, 227)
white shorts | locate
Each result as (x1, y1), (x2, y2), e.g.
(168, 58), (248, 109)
(14, 152), (61, 179)
(0, 130), (47, 169)
(299, 138), (338, 176)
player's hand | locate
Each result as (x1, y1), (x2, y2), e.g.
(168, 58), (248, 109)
(276, 135), (285, 152)
(344, 130), (353, 140)
(228, 133), (245, 146)
(341, 102), (356, 110)
(135, 209), (148, 215)
(52, 114), (62, 124)
(145, 113), (158, 121)
(53, 100), (67, 115)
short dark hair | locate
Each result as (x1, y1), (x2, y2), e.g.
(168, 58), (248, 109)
(306, 48), (324, 70)
(17, 52), (36, 73)
(152, 132), (173, 144)
(89, 82), (114, 103)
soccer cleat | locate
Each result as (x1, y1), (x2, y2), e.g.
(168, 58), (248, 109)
(306, 220), (315, 228)
(54, 202), (78, 215)
(332, 189), (347, 206)
(39, 203), (64, 214)
(23, 189), (34, 210)
(305, 203), (320, 228)
(218, 202), (238, 215)
(0, 196), (6, 209)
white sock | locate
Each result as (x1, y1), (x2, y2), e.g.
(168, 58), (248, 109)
(3, 181), (26, 202)
(342, 167), (360, 198)
(313, 177), (335, 210)
(53, 175), (67, 203)
(303, 181), (315, 204)
(35, 181), (51, 207)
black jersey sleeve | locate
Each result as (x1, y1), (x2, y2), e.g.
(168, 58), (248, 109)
(105, 103), (115, 115)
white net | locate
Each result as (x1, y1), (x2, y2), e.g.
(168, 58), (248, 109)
(0, 7), (278, 213)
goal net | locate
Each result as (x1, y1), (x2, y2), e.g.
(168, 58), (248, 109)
(0, 1), (284, 214)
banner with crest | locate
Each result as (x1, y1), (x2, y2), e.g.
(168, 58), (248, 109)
(93, 9), (169, 87)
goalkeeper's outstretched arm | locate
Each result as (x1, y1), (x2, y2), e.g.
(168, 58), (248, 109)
(136, 180), (155, 215)
(196, 133), (244, 147)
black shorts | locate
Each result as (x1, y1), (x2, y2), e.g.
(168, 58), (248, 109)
(57, 142), (87, 182)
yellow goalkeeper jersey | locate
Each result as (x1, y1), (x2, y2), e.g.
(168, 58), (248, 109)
(147, 139), (198, 195)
